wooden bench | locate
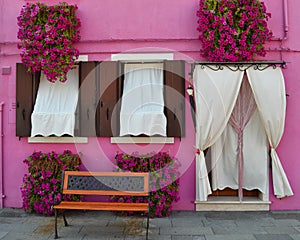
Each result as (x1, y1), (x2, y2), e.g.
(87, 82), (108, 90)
(53, 171), (150, 239)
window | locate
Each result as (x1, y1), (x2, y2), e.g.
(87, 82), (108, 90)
(16, 60), (185, 138)
(97, 60), (185, 137)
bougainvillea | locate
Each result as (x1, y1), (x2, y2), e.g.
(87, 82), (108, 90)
(17, 2), (81, 82)
(112, 152), (180, 218)
(21, 150), (82, 216)
(197, 0), (272, 61)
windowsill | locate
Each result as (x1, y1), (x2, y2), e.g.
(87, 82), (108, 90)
(28, 137), (88, 144)
(111, 137), (174, 144)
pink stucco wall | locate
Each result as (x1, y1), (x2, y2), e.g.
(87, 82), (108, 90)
(0, 0), (300, 211)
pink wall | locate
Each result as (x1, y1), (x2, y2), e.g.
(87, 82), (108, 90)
(0, 0), (300, 211)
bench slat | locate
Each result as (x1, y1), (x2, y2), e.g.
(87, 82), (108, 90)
(54, 201), (148, 211)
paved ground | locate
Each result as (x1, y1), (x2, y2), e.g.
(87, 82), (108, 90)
(1, 208), (300, 240)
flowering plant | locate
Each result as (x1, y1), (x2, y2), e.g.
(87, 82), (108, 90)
(21, 150), (82, 216)
(197, 0), (272, 61)
(112, 152), (180, 218)
(17, 2), (81, 82)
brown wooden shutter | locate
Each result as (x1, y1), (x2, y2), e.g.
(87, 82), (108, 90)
(164, 60), (186, 137)
(98, 61), (121, 137)
(16, 63), (40, 137)
(77, 61), (99, 137)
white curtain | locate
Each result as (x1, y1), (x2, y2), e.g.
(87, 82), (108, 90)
(246, 66), (293, 198)
(193, 66), (244, 201)
(31, 67), (79, 137)
(211, 109), (268, 194)
(242, 110), (268, 192)
(120, 63), (166, 136)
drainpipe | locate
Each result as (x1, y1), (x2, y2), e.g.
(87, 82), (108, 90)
(271, 0), (289, 41)
(282, 0), (289, 40)
(0, 102), (4, 208)
(275, 0), (289, 60)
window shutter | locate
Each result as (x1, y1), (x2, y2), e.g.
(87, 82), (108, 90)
(99, 61), (121, 137)
(77, 61), (99, 137)
(164, 60), (186, 137)
(16, 63), (40, 137)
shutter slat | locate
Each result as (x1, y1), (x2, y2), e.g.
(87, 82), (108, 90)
(164, 60), (186, 137)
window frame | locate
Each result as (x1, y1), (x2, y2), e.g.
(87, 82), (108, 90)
(109, 53), (185, 142)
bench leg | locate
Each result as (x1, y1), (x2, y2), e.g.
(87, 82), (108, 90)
(62, 210), (68, 226)
(146, 214), (149, 240)
(54, 209), (58, 239)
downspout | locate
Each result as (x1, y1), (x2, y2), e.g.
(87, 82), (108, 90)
(283, 0), (289, 40)
(0, 102), (4, 208)
(271, 0), (289, 41)
(278, 0), (289, 61)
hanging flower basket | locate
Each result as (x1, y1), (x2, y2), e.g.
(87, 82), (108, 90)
(197, 0), (272, 62)
(17, 2), (81, 82)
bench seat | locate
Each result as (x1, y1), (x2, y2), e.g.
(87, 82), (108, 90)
(54, 201), (149, 211)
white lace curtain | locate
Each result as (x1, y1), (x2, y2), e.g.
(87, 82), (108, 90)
(31, 67), (79, 137)
(119, 63), (166, 136)
(193, 65), (293, 201)
(228, 76), (257, 199)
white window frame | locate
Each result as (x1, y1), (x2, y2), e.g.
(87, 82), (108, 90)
(110, 53), (175, 144)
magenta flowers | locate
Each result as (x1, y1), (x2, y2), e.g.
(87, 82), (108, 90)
(112, 152), (180, 218)
(197, 0), (272, 61)
(17, 2), (81, 83)
(21, 150), (82, 216)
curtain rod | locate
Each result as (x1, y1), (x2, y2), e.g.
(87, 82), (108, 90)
(190, 61), (287, 73)
(192, 61), (286, 65)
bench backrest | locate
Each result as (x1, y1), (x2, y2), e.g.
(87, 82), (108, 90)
(62, 171), (149, 196)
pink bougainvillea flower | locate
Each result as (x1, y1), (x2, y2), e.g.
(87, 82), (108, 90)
(17, 2), (81, 83)
(197, 0), (272, 62)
